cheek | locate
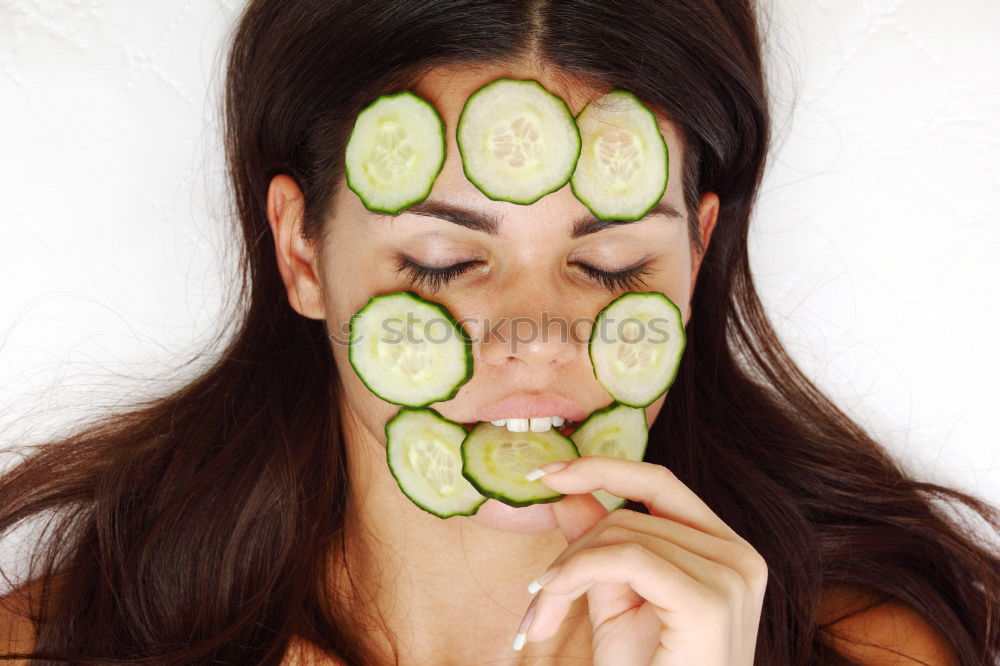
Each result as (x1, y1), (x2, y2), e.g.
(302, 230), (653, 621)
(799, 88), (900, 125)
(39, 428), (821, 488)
(315, 245), (382, 403)
(644, 392), (667, 428)
(649, 263), (694, 325)
(323, 299), (402, 442)
(317, 236), (391, 342)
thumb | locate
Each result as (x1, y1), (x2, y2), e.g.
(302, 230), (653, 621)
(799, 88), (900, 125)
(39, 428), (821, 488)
(551, 491), (610, 543)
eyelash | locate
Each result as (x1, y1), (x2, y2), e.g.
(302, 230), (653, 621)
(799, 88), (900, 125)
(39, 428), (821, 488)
(393, 256), (480, 293)
(576, 261), (654, 291)
(393, 256), (653, 293)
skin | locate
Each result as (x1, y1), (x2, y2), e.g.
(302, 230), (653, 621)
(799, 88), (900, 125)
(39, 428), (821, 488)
(266, 60), (768, 665)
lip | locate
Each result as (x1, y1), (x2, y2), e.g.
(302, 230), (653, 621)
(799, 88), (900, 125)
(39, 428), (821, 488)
(462, 393), (591, 424)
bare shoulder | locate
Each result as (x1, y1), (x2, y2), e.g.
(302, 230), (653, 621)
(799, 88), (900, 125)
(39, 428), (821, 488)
(820, 584), (960, 666)
(281, 635), (347, 666)
(0, 576), (60, 665)
(3, 579), (345, 666)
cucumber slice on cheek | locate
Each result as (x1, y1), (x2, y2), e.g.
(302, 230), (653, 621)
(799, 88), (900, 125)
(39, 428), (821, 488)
(589, 291), (686, 408)
(348, 291), (473, 408)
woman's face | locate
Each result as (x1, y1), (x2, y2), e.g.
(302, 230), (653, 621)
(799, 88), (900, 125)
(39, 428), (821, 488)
(273, 63), (718, 532)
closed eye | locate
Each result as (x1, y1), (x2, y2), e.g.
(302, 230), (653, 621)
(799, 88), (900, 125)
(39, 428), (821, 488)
(393, 255), (655, 294)
(392, 256), (480, 294)
(574, 262), (654, 292)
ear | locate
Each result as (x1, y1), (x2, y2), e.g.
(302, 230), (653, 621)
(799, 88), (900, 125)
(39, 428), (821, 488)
(688, 192), (719, 304)
(266, 174), (326, 320)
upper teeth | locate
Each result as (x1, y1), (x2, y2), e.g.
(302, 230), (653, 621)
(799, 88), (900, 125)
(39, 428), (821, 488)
(489, 416), (566, 432)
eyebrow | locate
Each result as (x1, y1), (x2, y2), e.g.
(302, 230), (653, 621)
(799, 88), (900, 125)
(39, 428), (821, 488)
(394, 198), (683, 239)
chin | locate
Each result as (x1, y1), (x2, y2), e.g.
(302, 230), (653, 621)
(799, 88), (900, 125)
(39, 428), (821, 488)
(467, 498), (561, 532)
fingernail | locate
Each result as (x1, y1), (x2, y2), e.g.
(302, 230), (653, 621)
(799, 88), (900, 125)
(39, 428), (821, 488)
(527, 565), (561, 594)
(525, 460), (569, 481)
(512, 596), (538, 651)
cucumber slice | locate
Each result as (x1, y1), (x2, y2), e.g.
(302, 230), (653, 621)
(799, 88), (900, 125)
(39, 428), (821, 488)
(570, 90), (669, 221)
(461, 423), (580, 508)
(386, 408), (487, 518)
(589, 291), (686, 408)
(345, 91), (446, 214)
(456, 78), (581, 205)
(348, 291), (472, 407)
(571, 403), (649, 512)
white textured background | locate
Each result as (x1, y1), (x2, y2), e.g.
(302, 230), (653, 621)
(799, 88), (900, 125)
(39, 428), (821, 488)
(0, 0), (997, 558)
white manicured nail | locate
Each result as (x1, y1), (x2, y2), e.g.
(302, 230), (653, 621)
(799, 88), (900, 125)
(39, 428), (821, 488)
(525, 460), (569, 481)
(527, 566), (561, 594)
(512, 597), (538, 651)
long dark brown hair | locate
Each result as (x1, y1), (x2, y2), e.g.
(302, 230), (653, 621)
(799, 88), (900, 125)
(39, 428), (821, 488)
(2, 1), (997, 664)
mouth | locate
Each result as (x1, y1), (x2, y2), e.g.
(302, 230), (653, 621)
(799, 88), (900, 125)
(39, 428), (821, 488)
(456, 393), (590, 438)
(461, 417), (581, 437)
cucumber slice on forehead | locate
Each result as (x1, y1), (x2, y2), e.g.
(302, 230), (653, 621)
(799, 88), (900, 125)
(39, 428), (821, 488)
(571, 403), (649, 512)
(589, 291), (686, 408)
(345, 91), (446, 214)
(386, 408), (487, 518)
(461, 423), (580, 507)
(457, 78), (581, 204)
(570, 90), (669, 221)
(348, 291), (472, 407)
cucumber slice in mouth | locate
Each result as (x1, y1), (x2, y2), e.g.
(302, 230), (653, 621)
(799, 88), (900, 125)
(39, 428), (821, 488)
(348, 290), (473, 408)
(461, 422), (580, 508)
(345, 90), (446, 215)
(589, 291), (686, 408)
(386, 407), (487, 518)
(456, 77), (581, 205)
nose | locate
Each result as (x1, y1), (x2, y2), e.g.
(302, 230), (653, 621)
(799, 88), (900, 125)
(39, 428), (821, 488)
(475, 299), (582, 369)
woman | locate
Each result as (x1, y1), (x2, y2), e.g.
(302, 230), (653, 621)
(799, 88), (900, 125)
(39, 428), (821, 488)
(1, 0), (997, 664)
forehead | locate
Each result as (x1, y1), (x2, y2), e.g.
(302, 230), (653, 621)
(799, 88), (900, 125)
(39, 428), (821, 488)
(410, 61), (684, 151)
(402, 62), (686, 208)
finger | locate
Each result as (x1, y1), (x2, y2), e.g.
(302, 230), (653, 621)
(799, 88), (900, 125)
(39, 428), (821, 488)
(541, 509), (754, 586)
(536, 518), (751, 608)
(532, 456), (741, 541)
(526, 541), (709, 644)
(521, 492), (608, 597)
(548, 493), (631, 633)
(550, 488), (609, 543)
